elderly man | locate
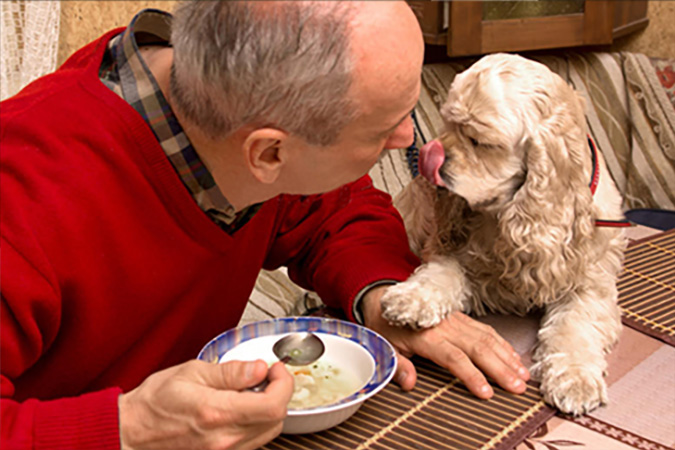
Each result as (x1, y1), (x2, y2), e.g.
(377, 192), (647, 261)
(0, 2), (529, 449)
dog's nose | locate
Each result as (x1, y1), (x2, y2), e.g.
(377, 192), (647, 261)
(419, 140), (446, 186)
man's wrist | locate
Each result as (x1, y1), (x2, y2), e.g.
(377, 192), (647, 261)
(352, 281), (396, 324)
(118, 392), (139, 450)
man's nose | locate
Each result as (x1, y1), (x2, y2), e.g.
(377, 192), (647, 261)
(383, 115), (414, 150)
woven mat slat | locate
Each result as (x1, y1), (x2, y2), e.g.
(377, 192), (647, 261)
(263, 229), (675, 450)
(619, 229), (675, 346)
(262, 357), (554, 450)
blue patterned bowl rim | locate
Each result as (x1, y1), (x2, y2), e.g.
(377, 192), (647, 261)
(197, 316), (397, 413)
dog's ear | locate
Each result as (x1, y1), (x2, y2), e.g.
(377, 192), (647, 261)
(494, 88), (597, 301)
(504, 80), (593, 234)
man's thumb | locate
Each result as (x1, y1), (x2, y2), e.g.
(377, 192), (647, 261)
(210, 359), (269, 391)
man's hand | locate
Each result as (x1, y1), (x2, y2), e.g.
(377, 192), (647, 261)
(362, 286), (530, 399)
(118, 359), (293, 450)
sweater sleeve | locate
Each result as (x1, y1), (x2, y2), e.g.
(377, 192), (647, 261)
(1, 389), (122, 450)
(265, 175), (420, 320)
(1, 237), (122, 450)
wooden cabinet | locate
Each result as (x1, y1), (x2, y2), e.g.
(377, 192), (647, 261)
(408, 1), (649, 57)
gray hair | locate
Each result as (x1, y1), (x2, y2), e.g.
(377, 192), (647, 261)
(170, 1), (358, 146)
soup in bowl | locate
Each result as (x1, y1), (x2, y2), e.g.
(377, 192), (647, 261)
(197, 317), (397, 434)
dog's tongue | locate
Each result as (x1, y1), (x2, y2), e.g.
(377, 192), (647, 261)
(419, 140), (446, 186)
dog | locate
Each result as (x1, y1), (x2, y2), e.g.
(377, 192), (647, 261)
(381, 53), (628, 415)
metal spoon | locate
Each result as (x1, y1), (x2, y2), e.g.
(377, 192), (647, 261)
(250, 332), (325, 392)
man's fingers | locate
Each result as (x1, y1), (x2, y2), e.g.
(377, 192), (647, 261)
(420, 338), (494, 399)
(454, 312), (517, 354)
(265, 362), (294, 403)
(404, 313), (530, 398)
(186, 359), (269, 391)
(228, 362), (293, 425)
(223, 360), (269, 390)
(227, 391), (288, 426)
(393, 352), (417, 391)
(443, 315), (526, 395)
(455, 313), (530, 381)
(447, 313), (530, 385)
(457, 337), (527, 396)
(457, 317), (530, 384)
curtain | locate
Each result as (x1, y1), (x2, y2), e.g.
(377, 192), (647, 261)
(1, 0), (60, 101)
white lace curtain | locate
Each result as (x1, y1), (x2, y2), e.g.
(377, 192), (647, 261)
(1, 0), (60, 101)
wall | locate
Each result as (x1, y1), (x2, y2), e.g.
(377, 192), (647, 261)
(58, 1), (177, 66)
(611, 1), (675, 59)
(58, 0), (674, 67)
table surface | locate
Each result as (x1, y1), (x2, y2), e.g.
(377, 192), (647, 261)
(263, 226), (675, 450)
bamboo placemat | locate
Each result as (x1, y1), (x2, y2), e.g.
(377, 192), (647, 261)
(263, 230), (675, 449)
(262, 357), (554, 450)
(618, 229), (675, 346)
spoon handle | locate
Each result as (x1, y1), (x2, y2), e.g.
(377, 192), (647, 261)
(249, 379), (269, 393)
(249, 356), (291, 393)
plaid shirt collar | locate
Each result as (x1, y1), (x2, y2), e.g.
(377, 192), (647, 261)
(100, 9), (260, 231)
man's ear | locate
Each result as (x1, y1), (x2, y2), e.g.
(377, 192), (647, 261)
(242, 128), (289, 184)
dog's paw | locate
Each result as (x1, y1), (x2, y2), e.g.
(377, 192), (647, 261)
(538, 364), (608, 416)
(380, 280), (449, 329)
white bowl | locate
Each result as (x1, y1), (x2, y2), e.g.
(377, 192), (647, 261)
(197, 317), (397, 434)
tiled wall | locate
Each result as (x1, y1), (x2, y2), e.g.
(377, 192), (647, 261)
(58, 0), (673, 67)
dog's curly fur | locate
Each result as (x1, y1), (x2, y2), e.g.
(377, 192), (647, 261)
(381, 54), (627, 416)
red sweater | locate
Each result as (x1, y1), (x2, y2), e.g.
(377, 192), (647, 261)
(0, 31), (419, 449)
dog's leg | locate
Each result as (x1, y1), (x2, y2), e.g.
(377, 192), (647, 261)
(532, 279), (622, 415)
(380, 256), (471, 329)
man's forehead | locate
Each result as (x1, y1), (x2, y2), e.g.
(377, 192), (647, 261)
(344, 0), (423, 131)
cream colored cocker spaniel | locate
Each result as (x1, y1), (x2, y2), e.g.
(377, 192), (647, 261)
(381, 53), (628, 416)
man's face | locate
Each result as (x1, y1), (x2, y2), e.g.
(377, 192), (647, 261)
(279, 1), (425, 195)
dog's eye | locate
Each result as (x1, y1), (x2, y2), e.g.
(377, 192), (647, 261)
(469, 137), (479, 147)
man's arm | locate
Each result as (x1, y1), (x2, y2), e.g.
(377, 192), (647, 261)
(265, 175), (419, 319)
(1, 236), (123, 449)
(1, 387), (122, 450)
(1, 238), (293, 450)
